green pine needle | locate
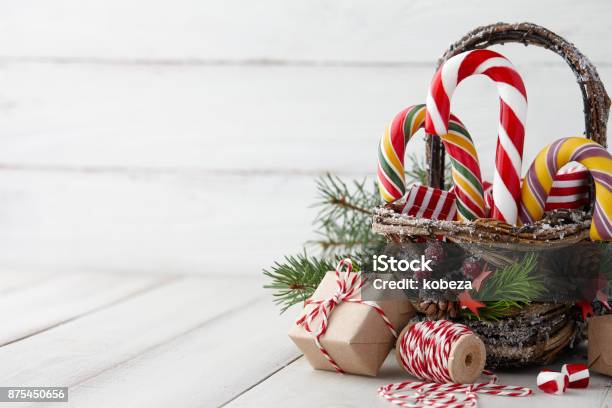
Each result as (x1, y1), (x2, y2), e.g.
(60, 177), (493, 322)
(263, 252), (363, 313)
(462, 253), (545, 321)
(263, 156), (542, 320)
(463, 300), (524, 321)
(309, 173), (384, 255)
(264, 173), (383, 313)
(263, 253), (335, 313)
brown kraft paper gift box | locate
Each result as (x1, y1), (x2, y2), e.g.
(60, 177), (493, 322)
(588, 314), (612, 377)
(288, 271), (415, 376)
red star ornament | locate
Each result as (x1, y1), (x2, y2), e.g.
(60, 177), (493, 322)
(576, 300), (594, 321)
(458, 291), (485, 316)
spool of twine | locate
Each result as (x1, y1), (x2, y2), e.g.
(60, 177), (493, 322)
(378, 320), (532, 407)
(395, 321), (485, 384)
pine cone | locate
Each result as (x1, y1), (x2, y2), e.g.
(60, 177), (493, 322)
(418, 300), (459, 319)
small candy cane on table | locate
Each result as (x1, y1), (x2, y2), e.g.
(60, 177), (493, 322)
(562, 363), (589, 389)
(537, 370), (568, 395)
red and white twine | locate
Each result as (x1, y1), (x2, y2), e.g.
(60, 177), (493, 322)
(379, 321), (532, 407)
(295, 259), (398, 374)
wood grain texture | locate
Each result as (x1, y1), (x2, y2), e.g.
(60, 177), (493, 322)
(0, 63), (608, 275)
(0, 270), (57, 295)
(226, 353), (612, 408)
(0, 171), (316, 276)
(0, 63), (608, 175)
(0, 273), (166, 346)
(69, 297), (299, 408)
(0, 277), (262, 389)
(0, 0), (609, 64)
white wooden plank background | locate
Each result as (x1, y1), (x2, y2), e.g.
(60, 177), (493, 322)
(0, 0), (609, 64)
(0, 273), (166, 346)
(68, 297), (299, 408)
(0, 277), (260, 387)
(0, 64), (609, 275)
(0, 1), (608, 407)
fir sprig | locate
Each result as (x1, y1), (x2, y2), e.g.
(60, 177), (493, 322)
(310, 174), (382, 255)
(465, 300), (523, 321)
(264, 155), (477, 314)
(263, 253), (335, 313)
(476, 253), (544, 301)
(263, 252), (362, 313)
(462, 253), (545, 321)
(265, 173), (383, 312)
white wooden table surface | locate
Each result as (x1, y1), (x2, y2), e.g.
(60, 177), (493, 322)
(0, 1), (610, 407)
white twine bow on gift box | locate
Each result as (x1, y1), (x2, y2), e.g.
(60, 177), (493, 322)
(295, 259), (398, 374)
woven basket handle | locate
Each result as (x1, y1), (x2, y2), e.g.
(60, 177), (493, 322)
(427, 22), (610, 189)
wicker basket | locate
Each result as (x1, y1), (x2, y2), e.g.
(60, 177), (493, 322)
(372, 22), (610, 368)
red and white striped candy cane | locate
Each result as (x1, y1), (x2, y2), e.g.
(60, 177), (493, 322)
(426, 49), (527, 225)
(378, 320), (532, 407)
(295, 259), (398, 374)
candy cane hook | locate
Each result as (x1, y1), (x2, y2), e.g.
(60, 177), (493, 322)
(425, 49), (527, 225)
(378, 104), (486, 221)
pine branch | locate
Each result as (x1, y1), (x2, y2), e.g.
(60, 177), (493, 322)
(462, 253), (545, 321)
(327, 198), (372, 215)
(314, 174), (378, 220)
(477, 253), (544, 302)
(264, 154), (456, 314)
(310, 174), (383, 256)
(263, 253), (336, 313)
(464, 300), (523, 321)
(263, 252), (364, 313)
